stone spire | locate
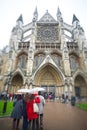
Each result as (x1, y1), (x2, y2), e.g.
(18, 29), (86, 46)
(16, 14), (23, 23)
(33, 7), (38, 22)
(16, 14), (23, 28)
(72, 14), (79, 24)
(57, 7), (63, 22)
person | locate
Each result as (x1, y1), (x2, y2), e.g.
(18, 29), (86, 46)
(52, 93), (55, 101)
(61, 94), (65, 103)
(65, 95), (69, 104)
(22, 93), (30, 130)
(36, 91), (45, 130)
(11, 94), (23, 130)
(44, 92), (48, 102)
(71, 95), (76, 106)
(26, 93), (40, 130)
(3, 96), (7, 113)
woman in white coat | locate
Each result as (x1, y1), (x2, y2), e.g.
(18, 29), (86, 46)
(36, 91), (45, 130)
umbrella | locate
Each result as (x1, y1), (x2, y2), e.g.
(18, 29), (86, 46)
(17, 88), (33, 93)
(32, 87), (45, 92)
(15, 92), (22, 95)
(1, 91), (7, 95)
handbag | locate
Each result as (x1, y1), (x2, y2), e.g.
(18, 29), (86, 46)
(33, 102), (39, 113)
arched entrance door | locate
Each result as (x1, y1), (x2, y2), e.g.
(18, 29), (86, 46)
(34, 64), (63, 96)
(9, 74), (23, 93)
(74, 75), (87, 98)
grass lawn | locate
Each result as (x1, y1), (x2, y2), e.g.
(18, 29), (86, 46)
(0, 100), (13, 117)
(77, 103), (87, 111)
(0, 100), (87, 117)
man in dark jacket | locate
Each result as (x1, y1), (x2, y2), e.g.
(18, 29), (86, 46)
(22, 94), (29, 130)
(71, 95), (76, 106)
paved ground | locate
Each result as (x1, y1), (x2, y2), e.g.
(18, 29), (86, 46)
(0, 101), (87, 130)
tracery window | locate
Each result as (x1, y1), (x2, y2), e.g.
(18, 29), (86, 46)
(16, 54), (27, 69)
(34, 53), (44, 68)
(21, 56), (26, 68)
(70, 56), (79, 71)
(35, 56), (38, 67)
(52, 53), (61, 66)
(70, 57), (76, 70)
(37, 25), (59, 42)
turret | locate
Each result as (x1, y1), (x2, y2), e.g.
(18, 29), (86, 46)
(72, 14), (80, 39)
(56, 7), (63, 22)
(9, 15), (23, 51)
(32, 7), (38, 22)
(72, 14), (79, 36)
(16, 14), (23, 28)
(72, 14), (86, 50)
(72, 14), (79, 23)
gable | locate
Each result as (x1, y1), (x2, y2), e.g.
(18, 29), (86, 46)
(38, 10), (57, 23)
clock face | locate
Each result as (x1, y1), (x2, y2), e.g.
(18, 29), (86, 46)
(37, 25), (59, 42)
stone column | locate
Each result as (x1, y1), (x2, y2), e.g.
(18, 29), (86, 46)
(25, 83), (28, 89)
(5, 84), (8, 92)
(65, 84), (68, 92)
(29, 83), (33, 89)
(72, 85), (75, 96)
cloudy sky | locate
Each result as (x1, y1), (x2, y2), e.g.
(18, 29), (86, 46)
(0, 0), (87, 49)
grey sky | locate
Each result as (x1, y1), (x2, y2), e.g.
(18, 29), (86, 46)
(0, 0), (87, 49)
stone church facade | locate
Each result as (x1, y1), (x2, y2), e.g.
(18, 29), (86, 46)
(0, 8), (87, 98)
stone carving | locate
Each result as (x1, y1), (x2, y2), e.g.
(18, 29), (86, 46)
(37, 25), (59, 42)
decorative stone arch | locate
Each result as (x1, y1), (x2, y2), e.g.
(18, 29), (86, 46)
(33, 62), (65, 96)
(73, 70), (87, 97)
(34, 51), (45, 68)
(9, 70), (24, 93)
(69, 51), (79, 57)
(51, 51), (62, 66)
(73, 70), (87, 83)
(17, 50), (28, 57)
(15, 51), (28, 69)
(69, 52), (80, 71)
(51, 50), (62, 56)
(34, 51), (46, 56)
(12, 68), (25, 81)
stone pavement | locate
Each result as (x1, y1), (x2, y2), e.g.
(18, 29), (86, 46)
(0, 101), (87, 130)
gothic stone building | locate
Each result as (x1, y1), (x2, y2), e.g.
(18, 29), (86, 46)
(0, 8), (87, 98)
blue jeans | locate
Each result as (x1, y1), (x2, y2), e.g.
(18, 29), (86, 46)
(22, 117), (28, 130)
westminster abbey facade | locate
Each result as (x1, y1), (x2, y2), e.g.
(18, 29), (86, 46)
(0, 7), (87, 98)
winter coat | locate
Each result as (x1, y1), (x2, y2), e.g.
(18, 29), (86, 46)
(26, 96), (40, 120)
(11, 99), (23, 119)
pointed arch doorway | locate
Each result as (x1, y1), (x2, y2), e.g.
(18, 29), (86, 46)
(9, 74), (23, 93)
(34, 64), (63, 96)
(74, 75), (87, 98)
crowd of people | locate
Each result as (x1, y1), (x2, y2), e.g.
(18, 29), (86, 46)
(57, 93), (76, 106)
(1, 90), (76, 130)
(10, 91), (45, 130)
